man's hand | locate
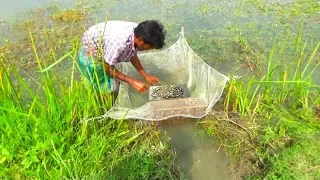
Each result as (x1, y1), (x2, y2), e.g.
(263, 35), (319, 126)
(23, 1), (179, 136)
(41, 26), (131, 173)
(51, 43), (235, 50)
(129, 79), (148, 92)
(145, 75), (160, 85)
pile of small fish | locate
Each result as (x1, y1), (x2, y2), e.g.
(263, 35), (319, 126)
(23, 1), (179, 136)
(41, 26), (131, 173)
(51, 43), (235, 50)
(150, 85), (185, 100)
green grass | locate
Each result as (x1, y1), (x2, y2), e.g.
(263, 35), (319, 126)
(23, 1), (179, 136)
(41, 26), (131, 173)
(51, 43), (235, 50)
(0, 44), (179, 180)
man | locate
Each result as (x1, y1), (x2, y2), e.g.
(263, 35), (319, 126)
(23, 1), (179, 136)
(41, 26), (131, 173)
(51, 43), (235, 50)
(78, 20), (165, 99)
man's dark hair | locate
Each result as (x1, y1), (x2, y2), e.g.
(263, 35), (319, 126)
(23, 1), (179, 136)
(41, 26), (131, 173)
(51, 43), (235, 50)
(134, 20), (166, 49)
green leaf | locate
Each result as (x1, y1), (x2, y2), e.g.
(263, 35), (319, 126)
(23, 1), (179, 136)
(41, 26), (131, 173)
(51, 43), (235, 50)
(0, 156), (6, 164)
(123, 131), (144, 145)
(1, 147), (12, 161)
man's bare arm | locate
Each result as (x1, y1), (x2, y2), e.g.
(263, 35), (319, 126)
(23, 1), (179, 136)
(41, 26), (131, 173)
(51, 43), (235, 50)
(130, 55), (160, 85)
(103, 63), (132, 83)
(103, 63), (148, 92)
(130, 55), (148, 79)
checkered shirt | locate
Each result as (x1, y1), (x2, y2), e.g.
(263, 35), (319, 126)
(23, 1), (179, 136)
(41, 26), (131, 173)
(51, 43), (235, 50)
(82, 21), (138, 66)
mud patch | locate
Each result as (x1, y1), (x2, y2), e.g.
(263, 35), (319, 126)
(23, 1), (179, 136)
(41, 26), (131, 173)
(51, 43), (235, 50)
(199, 111), (264, 179)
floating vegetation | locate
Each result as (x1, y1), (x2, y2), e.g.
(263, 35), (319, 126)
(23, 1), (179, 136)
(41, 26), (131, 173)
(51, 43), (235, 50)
(52, 9), (88, 23)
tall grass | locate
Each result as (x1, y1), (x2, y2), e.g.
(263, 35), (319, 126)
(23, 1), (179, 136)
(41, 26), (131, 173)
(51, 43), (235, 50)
(222, 35), (320, 179)
(225, 35), (320, 116)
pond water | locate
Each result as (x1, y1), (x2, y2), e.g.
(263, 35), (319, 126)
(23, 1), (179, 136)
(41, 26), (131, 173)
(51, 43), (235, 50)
(0, 0), (69, 19)
(1, 0), (319, 70)
(1, 0), (319, 179)
(161, 122), (231, 179)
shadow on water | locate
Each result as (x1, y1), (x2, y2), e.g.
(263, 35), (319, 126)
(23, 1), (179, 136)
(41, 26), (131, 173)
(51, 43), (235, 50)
(159, 121), (231, 180)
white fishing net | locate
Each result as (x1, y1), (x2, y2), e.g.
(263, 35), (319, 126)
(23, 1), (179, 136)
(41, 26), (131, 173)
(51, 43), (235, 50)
(103, 27), (229, 121)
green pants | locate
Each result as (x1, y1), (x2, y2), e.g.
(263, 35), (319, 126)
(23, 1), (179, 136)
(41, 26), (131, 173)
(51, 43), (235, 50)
(78, 47), (119, 93)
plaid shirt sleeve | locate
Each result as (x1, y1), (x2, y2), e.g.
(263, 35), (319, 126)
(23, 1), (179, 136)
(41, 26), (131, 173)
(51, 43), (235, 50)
(103, 37), (124, 66)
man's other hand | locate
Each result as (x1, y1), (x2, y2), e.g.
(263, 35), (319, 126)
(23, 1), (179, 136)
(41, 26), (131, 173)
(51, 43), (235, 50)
(145, 75), (160, 85)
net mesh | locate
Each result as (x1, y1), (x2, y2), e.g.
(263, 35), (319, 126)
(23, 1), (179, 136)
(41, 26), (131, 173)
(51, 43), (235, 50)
(103, 27), (229, 121)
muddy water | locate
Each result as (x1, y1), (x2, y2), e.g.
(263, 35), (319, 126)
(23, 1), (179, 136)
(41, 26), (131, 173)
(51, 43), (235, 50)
(160, 122), (231, 180)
